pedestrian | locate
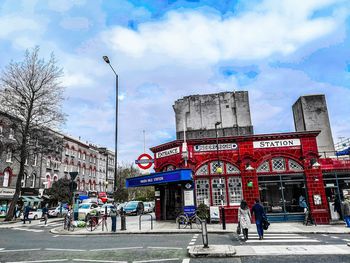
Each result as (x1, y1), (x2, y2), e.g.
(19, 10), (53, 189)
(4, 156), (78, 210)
(343, 196), (350, 227)
(23, 204), (31, 224)
(238, 200), (251, 241)
(251, 198), (266, 240)
(334, 195), (343, 220)
(299, 194), (308, 224)
(110, 205), (117, 232)
(14, 204), (19, 220)
(42, 204), (49, 225)
(102, 206), (108, 231)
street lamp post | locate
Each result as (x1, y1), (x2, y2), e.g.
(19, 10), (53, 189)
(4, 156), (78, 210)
(103, 56), (118, 192)
(215, 122), (222, 173)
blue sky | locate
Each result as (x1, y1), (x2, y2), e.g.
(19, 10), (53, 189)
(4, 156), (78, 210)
(1, 0), (350, 165)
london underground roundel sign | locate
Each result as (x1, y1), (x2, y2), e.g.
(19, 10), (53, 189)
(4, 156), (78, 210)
(135, 153), (154, 170)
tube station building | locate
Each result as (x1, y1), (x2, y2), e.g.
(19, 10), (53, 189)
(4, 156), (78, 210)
(126, 92), (350, 224)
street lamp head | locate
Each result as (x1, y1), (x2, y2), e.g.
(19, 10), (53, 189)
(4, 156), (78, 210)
(215, 121), (221, 126)
(103, 56), (110, 64)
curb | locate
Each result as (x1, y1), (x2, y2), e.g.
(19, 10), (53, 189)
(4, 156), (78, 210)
(0, 218), (63, 229)
(188, 245), (236, 258)
(50, 227), (350, 235)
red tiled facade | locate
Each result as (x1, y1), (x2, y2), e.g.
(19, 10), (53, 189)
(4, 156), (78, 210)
(150, 131), (350, 224)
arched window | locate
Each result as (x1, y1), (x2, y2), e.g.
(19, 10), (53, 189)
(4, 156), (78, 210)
(195, 161), (242, 207)
(3, 170), (10, 187)
(30, 173), (36, 188)
(256, 157), (303, 173)
(53, 174), (58, 183)
(46, 174), (51, 189)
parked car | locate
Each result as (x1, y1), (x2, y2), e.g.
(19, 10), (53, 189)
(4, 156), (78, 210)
(117, 202), (128, 212)
(82, 198), (104, 206)
(20, 208), (43, 220)
(98, 192), (108, 203)
(124, 201), (144, 215)
(143, 202), (153, 213)
(78, 203), (100, 220)
(100, 204), (117, 216)
(48, 206), (68, 217)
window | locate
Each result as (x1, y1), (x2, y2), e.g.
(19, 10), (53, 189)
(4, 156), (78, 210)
(78, 151), (81, 159)
(226, 163), (240, 174)
(3, 170), (10, 187)
(77, 166), (80, 173)
(82, 168), (85, 175)
(6, 148), (12, 163)
(195, 179), (210, 205)
(46, 175), (51, 188)
(289, 159), (303, 171)
(33, 155), (38, 166)
(163, 165), (175, 171)
(257, 161), (270, 172)
(25, 157), (28, 166)
(228, 177), (242, 205)
(64, 164), (68, 172)
(53, 175), (58, 182)
(46, 158), (51, 168)
(30, 174), (36, 188)
(195, 164), (209, 175)
(210, 161), (224, 174)
(272, 158), (286, 171)
(211, 178), (227, 206)
(65, 147), (69, 155)
(83, 153), (86, 160)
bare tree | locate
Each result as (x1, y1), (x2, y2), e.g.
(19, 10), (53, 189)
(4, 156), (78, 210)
(0, 47), (65, 221)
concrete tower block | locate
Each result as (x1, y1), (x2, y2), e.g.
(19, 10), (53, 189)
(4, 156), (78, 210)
(292, 94), (335, 154)
(173, 91), (253, 140)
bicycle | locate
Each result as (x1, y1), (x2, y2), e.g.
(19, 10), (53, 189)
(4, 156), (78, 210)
(176, 213), (202, 229)
(85, 214), (108, 232)
(63, 212), (75, 232)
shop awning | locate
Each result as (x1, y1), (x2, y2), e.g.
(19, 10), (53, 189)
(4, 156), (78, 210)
(126, 169), (193, 188)
(21, 196), (41, 202)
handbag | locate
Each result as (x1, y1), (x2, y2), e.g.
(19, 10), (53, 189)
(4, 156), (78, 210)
(236, 222), (241, 235)
(262, 218), (270, 230)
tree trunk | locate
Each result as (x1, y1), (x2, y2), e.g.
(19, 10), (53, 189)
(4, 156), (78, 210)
(4, 144), (27, 221)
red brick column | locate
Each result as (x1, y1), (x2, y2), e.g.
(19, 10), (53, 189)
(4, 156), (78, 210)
(305, 168), (330, 224)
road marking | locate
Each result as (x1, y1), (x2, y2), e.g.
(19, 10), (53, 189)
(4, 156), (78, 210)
(133, 259), (179, 263)
(182, 259), (190, 263)
(0, 248), (41, 253)
(190, 239), (197, 242)
(193, 234), (199, 238)
(12, 228), (44, 233)
(243, 245), (350, 256)
(249, 233), (303, 236)
(52, 235), (59, 237)
(245, 239), (320, 243)
(330, 236), (340, 239)
(72, 260), (126, 263)
(44, 248), (86, 252)
(90, 247), (143, 251)
(0, 248), (4, 250)
(188, 242), (195, 245)
(322, 234), (328, 237)
(342, 239), (350, 242)
(249, 236), (308, 239)
(7, 260), (68, 263)
(147, 247), (183, 250)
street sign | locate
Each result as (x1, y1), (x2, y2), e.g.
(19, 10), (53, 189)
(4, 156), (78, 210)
(135, 153), (154, 170)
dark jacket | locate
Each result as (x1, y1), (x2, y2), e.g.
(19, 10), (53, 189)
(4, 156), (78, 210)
(24, 206), (31, 215)
(251, 203), (266, 221)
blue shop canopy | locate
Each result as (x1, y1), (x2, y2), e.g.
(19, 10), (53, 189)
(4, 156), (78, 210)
(336, 147), (350, 156)
(126, 169), (193, 188)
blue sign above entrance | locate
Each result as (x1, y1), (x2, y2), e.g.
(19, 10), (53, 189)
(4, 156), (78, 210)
(126, 169), (193, 188)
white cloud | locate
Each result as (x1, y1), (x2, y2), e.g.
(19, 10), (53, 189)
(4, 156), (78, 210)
(0, 15), (40, 38)
(102, 1), (345, 65)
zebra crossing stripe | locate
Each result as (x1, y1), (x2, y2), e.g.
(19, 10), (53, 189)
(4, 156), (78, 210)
(245, 239), (320, 243)
(12, 228), (44, 233)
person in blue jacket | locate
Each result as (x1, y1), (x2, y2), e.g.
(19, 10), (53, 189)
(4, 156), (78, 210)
(251, 198), (266, 240)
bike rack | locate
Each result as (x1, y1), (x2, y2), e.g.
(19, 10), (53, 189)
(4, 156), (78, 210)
(139, 214), (153, 230)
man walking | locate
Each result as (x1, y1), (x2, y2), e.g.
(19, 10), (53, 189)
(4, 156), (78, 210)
(23, 204), (31, 224)
(251, 198), (266, 240)
(42, 204), (49, 225)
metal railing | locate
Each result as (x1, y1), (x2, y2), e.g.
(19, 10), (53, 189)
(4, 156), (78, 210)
(139, 214), (153, 230)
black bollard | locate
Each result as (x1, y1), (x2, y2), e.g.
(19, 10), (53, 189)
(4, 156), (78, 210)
(120, 207), (126, 231)
(201, 220), (209, 248)
(221, 207), (226, 230)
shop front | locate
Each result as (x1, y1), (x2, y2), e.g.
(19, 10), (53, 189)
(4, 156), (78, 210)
(148, 131), (334, 224)
(0, 187), (16, 218)
(126, 169), (194, 220)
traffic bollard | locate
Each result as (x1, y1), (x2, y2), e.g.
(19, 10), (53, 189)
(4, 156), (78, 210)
(221, 206), (226, 230)
(120, 208), (126, 231)
(201, 220), (209, 248)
